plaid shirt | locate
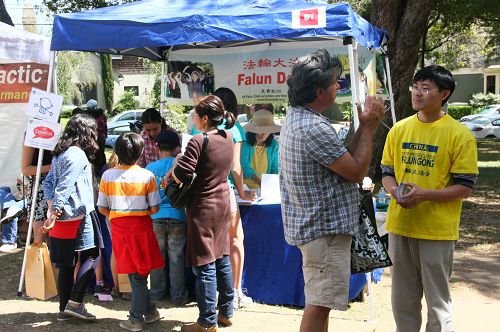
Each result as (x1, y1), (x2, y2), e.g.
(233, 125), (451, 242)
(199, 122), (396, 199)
(279, 106), (360, 246)
(137, 130), (159, 168)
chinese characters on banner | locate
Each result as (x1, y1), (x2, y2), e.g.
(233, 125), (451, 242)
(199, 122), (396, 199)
(164, 42), (387, 105)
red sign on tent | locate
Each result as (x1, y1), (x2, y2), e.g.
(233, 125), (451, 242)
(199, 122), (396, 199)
(292, 7), (326, 29)
(0, 63), (49, 103)
(299, 9), (319, 26)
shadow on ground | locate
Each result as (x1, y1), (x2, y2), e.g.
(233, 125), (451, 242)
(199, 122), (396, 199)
(0, 312), (183, 331)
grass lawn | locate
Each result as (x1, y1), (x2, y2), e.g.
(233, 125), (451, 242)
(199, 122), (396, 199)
(458, 138), (500, 250)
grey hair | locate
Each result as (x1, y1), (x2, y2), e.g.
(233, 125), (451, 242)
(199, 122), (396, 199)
(287, 49), (343, 107)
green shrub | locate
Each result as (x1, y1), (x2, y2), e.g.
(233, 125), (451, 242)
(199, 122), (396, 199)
(339, 101), (353, 121)
(111, 91), (140, 117)
(59, 108), (73, 119)
(163, 105), (187, 132)
(469, 93), (500, 111)
(447, 105), (474, 120)
(101, 54), (114, 112)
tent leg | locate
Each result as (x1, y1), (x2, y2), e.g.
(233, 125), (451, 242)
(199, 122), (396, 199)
(367, 272), (375, 323)
(17, 150), (43, 297)
(160, 62), (165, 113)
(348, 43), (360, 131)
(384, 56), (397, 125)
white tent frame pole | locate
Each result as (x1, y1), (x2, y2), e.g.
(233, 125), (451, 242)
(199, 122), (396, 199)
(348, 42), (360, 131)
(17, 51), (56, 297)
(366, 272), (375, 323)
(384, 55), (397, 125)
(160, 62), (165, 113)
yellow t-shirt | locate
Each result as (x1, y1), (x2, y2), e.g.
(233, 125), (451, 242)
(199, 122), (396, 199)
(244, 145), (268, 189)
(381, 114), (478, 240)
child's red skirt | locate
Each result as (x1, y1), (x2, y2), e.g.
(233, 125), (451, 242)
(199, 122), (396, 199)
(111, 215), (164, 276)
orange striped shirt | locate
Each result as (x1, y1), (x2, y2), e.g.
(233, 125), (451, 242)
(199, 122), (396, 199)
(97, 164), (161, 220)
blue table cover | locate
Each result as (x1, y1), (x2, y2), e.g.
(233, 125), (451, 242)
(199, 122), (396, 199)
(240, 203), (368, 307)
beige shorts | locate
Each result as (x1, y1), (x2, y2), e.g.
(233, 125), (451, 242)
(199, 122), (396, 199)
(229, 187), (238, 214)
(298, 234), (352, 311)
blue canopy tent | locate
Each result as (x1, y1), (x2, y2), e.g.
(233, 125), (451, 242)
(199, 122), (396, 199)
(50, 2), (392, 319)
(51, 0), (385, 58)
(50, 0), (396, 126)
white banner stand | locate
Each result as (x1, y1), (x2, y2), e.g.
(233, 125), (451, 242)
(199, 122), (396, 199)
(17, 51), (57, 297)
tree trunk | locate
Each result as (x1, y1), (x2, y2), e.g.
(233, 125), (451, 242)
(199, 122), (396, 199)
(367, 0), (434, 182)
(420, 25), (428, 69)
(0, 0), (14, 26)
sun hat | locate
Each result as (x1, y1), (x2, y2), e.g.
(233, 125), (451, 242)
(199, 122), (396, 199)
(86, 99), (98, 109)
(243, 110), (281, 134)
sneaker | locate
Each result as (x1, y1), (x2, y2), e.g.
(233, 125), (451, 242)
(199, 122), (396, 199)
(181, 322), (217, 332)
(119, 319), (143, 331)
(57, 311), (75, 322)
(0, 243), (17, 252)
(94, 284), (105, 296)
(217, 315), (233, 327)
(121, 292), (131, 301)
(237, 288), (253, 308)
(111, 287), (122, 298)
(64, 303), (96, 320)
(232, 292), (240, 310)
(144, 308), (161, 324)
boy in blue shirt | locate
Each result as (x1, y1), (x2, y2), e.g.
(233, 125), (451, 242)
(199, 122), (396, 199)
(146, 130), (188, 306)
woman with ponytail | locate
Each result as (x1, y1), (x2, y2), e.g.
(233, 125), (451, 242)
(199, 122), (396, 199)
(214, 87), (255, 309)
(172, 95), (236, 332)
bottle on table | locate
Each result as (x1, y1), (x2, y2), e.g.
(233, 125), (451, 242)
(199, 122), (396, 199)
(378, 187), (387, 204)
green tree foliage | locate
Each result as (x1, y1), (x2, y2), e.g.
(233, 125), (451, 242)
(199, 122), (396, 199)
(56, 51), (90, 105)
(469, 93), (500, 110)
(100, 53), (114, 111)
(163, 106), (187, 133)
(421, 0), (500, 69)
(112, 91), (139, 117)
(42, 0), (131, 14)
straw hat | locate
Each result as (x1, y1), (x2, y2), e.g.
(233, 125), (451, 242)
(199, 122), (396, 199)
(243, 110), (281, 134)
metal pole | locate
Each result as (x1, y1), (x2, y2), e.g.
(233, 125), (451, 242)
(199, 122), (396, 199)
(17, 51), (56, 297)
(384, 55), (397, 125)
(366, 272), (375, 323)
(160, 62), (165, 113)
(348, 42), (360, 131)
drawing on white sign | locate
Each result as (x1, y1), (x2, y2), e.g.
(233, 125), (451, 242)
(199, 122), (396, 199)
(25, 88), (63, 124)
(34, 97), (54, 116)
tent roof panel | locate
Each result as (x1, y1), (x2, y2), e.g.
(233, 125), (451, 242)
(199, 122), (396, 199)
(51, 0), (386, 60)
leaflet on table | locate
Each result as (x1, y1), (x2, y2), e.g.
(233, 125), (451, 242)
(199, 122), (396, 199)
(260, 174), (281, 204)
(236, 195), (263, 205)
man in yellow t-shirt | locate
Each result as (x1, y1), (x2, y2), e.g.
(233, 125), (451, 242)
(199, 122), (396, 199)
(381, 65), (478, 332)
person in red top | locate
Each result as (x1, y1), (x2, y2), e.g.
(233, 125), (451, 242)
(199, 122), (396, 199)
(98, 132), (164, 332)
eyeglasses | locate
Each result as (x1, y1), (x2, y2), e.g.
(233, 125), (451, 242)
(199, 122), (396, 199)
(409, 86), (441, 95)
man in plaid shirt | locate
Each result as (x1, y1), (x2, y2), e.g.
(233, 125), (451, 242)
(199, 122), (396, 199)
(279, 49), (385, 332)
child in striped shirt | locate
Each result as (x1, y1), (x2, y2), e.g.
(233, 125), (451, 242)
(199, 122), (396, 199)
(97, 132), (164, 332)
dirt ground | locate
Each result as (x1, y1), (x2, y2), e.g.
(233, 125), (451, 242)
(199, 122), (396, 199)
(1, 140), (498, 331)
(0, 251), (498, 332)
